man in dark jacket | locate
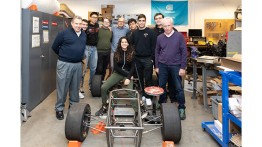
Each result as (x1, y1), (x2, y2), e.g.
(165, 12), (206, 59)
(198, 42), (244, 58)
(83, 12), (99, 90)
(52, 15), (86, 120)
(130, 14), (157, 98)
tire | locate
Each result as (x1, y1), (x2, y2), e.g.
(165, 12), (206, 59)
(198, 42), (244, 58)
(65, 103), (91, 142)
(91, 75), (102, 97)
(160, 103), (182, 143)
(106, 129), (114, 147)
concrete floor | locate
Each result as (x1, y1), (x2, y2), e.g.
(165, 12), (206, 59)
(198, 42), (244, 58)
(21, 73), (220, 147)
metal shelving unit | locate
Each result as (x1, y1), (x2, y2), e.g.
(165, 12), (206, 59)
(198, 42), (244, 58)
(202, 71), (241, 147)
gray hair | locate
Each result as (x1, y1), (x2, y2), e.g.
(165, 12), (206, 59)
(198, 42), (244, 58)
(71, 15), (82, 23)
(162, 17), (174, 25)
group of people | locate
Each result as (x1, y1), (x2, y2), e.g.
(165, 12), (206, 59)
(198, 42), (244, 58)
(51, 12), (187, 121)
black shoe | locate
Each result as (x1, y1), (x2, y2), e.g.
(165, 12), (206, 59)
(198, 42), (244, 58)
(95, 106), (107, 116)
(56, 111), (64, 120)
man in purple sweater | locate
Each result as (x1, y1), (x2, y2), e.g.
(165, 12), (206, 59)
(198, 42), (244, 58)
(155, 17), (187, 120)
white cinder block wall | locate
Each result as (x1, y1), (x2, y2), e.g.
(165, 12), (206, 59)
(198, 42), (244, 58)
(58, 0), (241, 32)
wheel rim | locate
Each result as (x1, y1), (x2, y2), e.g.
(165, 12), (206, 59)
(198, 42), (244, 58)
(81, 109), (90, 137)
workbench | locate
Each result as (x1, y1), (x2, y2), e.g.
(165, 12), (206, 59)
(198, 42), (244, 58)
(191, 56), (220, 109)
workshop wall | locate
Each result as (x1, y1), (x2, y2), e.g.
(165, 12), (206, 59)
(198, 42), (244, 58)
(58, 0), (241, 32)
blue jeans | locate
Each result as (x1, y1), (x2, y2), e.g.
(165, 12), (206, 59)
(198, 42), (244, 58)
(158, 63), (186, 109)
(82, 45), (98, 88)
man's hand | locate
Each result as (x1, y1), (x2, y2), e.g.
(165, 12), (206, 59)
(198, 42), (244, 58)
(179, 69), (186, 76)
(155, 68), (159, 73)
(124, 79), (130, 85)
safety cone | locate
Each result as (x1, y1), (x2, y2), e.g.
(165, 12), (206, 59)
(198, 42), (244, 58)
(162, 141), (175, 147)
(68, 141), (81, 147)
(91, 121), (106, 134)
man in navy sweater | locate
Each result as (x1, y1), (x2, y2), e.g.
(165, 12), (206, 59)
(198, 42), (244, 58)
(153, 13), (178, 104)
(52, 15), (86, 120)
(155, 17), (187, 120)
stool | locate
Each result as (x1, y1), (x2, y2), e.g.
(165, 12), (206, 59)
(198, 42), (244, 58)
(144, 86), (164, 123)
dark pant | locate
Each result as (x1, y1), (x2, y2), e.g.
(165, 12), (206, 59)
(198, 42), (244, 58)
(135, 57), (153, 97)
(158, 63), (186, 109)
(156, 71), (177, 102)
(96, 50), (110, 81)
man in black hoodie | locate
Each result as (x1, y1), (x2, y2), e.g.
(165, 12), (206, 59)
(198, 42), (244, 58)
(130, 14), (157, 98)
(83, 12), (99, 90)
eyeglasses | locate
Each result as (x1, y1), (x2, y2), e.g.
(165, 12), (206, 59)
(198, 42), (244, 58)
(91, 17), (98, 19)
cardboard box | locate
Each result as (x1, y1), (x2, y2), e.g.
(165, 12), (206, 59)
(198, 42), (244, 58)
(107, 5), (115, 8)
(101, 8), (113, 14)
(101, 5), (115, 9)
(217, 103), (241, 133)
(102, 13), (113, 20)
(220, 54), (241, 72)
(218, 103), (222, 123)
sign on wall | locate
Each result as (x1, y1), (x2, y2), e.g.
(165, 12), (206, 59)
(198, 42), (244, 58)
(151, 0), (188, 25)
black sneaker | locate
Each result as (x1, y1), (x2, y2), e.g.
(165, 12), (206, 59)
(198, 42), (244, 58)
(179, 108), (186, 120)
(56, 111), (64, 120)
(95, 106), (107, 116)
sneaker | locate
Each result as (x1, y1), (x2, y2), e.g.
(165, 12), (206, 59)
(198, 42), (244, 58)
(141, 111), (148, 119)
(79, 92), (85, 99)
(145, 98), (152, 106)
(95, 105), (107, 116)
(179, 108), (186, 120)
(140, 102), (148, 119)
(56, 111), (64, 120)
(80, 89), (85, 94)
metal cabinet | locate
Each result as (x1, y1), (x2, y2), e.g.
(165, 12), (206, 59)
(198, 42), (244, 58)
(21, 9), (66, 112)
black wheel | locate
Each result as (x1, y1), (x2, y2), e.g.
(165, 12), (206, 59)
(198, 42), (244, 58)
(91, 75), (102, 97)
(65, 103), (91, 142)
(160, 103), (182, 143)
(106, 129), (114, 147)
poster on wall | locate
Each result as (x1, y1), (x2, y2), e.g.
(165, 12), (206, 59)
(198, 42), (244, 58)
(32, 17), (39, 33)
(151, 0), (188, 25)
(32, 34), (40, 48)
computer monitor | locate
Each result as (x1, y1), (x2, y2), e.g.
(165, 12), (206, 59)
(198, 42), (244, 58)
(188, 29), (202, 37)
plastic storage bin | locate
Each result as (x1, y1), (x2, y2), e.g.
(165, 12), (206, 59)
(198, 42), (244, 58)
(211, 96), (222, 119)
